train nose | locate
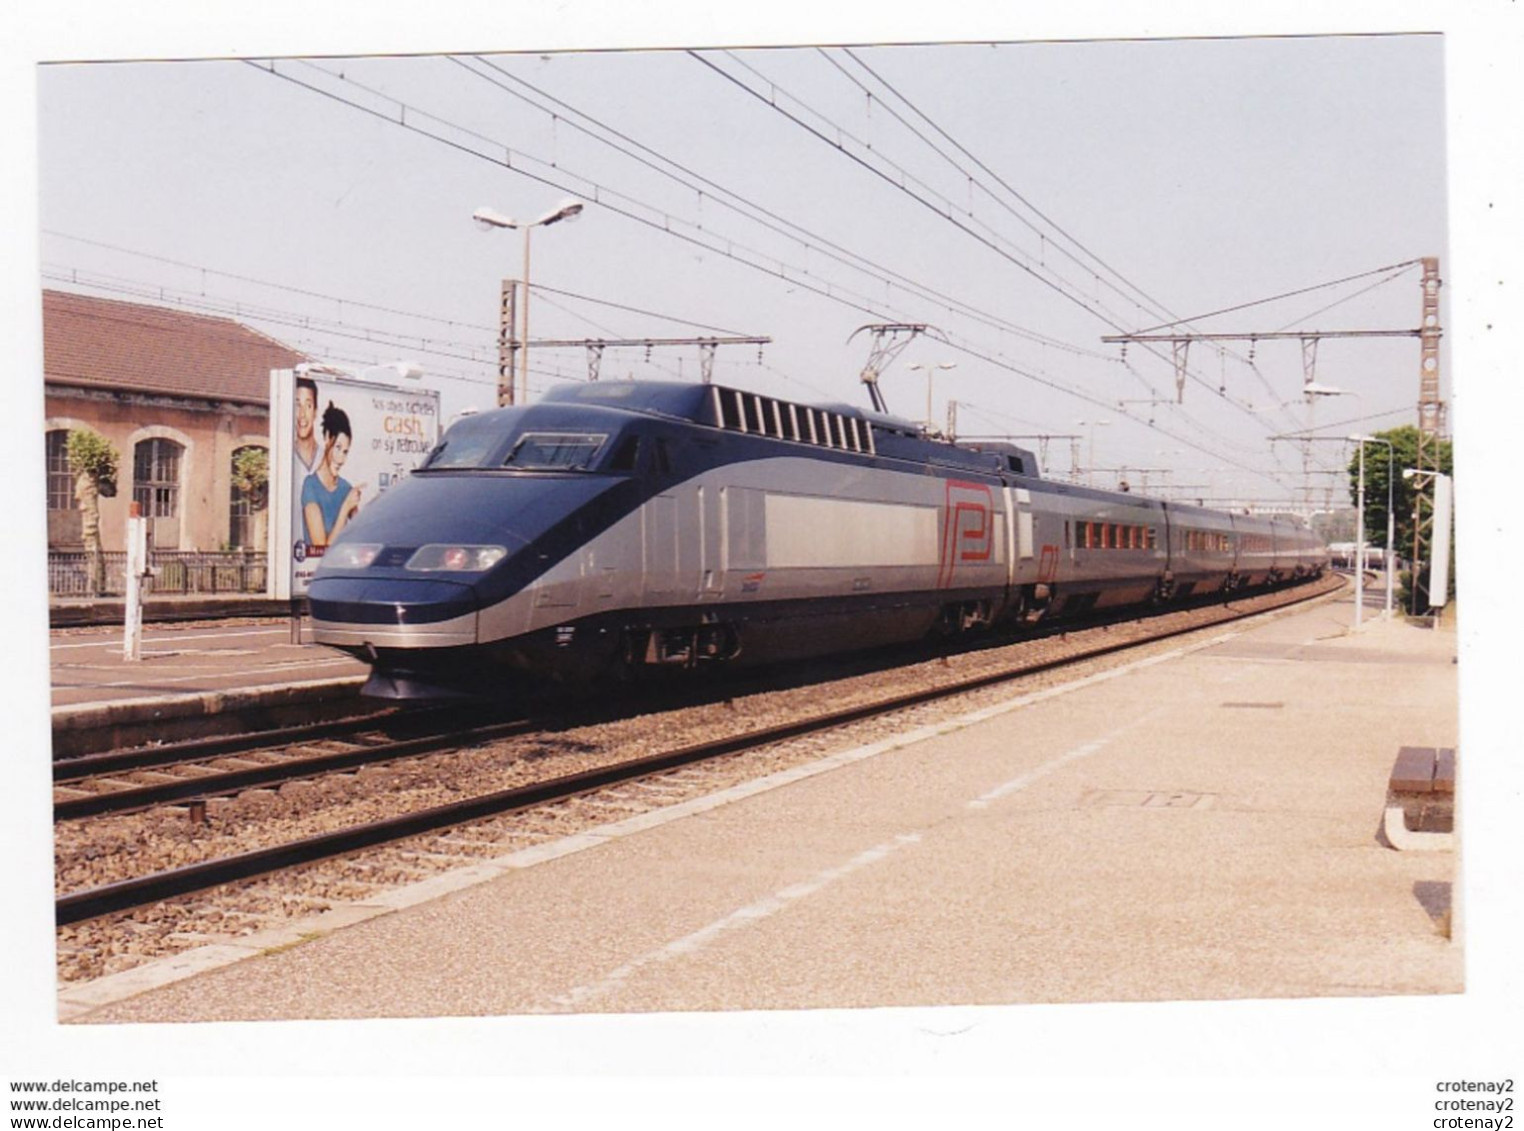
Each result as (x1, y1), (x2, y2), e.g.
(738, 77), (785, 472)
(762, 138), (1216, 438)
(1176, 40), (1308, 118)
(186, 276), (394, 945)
(309, 576), (480, 648)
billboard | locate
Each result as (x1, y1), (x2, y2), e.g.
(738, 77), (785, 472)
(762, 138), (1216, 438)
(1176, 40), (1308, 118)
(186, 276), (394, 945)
(268, 366), (441, 599)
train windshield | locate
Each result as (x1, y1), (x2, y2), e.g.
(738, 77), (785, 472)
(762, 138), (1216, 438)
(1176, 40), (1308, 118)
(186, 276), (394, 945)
(501, 432), (608, 471)
(419, 415), (508, 470)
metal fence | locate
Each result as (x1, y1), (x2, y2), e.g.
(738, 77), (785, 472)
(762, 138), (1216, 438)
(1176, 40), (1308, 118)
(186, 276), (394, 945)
(48, 550), (268, 597)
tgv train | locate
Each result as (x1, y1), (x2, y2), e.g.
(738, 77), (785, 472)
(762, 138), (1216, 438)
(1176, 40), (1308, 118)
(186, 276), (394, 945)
(308, 381), (1328, 699)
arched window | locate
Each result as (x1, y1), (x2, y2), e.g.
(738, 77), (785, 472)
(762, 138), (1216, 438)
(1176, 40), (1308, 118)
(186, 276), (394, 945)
(46, 429), (75, 511)
(133, 437), (182, 518)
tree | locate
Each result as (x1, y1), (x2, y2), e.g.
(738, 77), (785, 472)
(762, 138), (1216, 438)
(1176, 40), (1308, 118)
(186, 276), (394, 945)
(65, 429), (119, 596)
(231, 446), (270, 552)
(1347, 425), (1454, 604)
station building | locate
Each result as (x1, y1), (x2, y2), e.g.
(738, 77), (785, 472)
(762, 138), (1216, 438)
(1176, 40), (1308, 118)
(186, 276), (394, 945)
(41, 289), (306, 557)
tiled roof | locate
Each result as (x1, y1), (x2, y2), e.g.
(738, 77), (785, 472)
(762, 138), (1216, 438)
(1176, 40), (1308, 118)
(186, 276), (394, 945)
(43, 289), (308, 406)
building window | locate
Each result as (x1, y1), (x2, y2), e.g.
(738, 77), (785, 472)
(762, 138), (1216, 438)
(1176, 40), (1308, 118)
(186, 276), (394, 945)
(46, 430), (75, 511)
(133, 437), (182, 518)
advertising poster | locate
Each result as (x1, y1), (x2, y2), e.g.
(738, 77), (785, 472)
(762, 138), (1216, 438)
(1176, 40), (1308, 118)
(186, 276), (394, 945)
(268, 366), (441, 598)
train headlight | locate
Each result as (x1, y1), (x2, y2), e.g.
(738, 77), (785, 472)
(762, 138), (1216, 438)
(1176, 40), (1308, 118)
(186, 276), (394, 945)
(319, 543), (383, 570)
(405, 544), (508, 573)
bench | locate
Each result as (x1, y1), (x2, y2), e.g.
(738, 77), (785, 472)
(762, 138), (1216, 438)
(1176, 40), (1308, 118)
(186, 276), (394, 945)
(1382, 745), (1456, 851)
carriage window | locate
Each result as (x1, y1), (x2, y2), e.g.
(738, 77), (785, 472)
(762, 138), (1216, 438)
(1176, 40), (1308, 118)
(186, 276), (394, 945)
(503, 432), (608, 470)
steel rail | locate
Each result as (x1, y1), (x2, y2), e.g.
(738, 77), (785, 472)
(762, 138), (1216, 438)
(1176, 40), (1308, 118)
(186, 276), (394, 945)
(52, 708), (414, 781)
(54, 715), (536, 821)
(55, 575), (1341, 927)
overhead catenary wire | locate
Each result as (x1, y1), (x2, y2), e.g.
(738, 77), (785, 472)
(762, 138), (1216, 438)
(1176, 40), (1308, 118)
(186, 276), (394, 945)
(826, 47), (1176, 330)
(449, 54), (1120, 363)
(825, 45), (1346, 413)
(243, 55), (1338, 495)
(264, 58), (1181, 400)
(1132, 259), (1422, 335)
(690, 50), (1285, 424)
(707, 50), (1155, 338)
(43, 228), (746, 339)
(298, 52), (1148, 380)
(702, 47), (1427, 465)
(252, 55), (1163, 411)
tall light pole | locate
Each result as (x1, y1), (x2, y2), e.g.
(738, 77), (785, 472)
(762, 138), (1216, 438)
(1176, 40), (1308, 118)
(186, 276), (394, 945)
(907, 361), (957, 432)
(473, 198), (585, 406)
(1350, 434), (1396, 619)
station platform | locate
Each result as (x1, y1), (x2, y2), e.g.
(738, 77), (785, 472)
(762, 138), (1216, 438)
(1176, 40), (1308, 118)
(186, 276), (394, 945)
(49, 593), (291, 629)
(62, 583), (1462, 1022)
(50, 610), (368, 755)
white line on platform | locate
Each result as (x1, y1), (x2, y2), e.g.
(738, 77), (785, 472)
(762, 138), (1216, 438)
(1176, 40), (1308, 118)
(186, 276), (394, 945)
(73, 662), (358, 689)
(966, 709), (1166, 810)
(51, 627), (292, 651)
(541, 832), (924, 1012)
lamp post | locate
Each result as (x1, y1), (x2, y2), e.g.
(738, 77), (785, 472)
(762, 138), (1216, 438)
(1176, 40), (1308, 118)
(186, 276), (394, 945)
(473, 198), (585, 405)
(1350, 434), (1396, 620)
(1350, 439), (1368, 627)
(907, 361), (957, 432)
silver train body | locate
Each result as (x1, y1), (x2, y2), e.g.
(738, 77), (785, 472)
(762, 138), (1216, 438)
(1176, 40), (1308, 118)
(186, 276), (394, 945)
(308, 381), (1328, 698)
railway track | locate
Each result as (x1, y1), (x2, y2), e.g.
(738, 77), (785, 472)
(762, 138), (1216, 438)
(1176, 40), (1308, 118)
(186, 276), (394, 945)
(52, 710), (537, 820)
(55, 573), (1342, 928)
(52, 580), (1322, 821)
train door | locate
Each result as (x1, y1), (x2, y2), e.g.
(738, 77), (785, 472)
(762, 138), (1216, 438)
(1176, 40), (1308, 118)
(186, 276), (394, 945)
(1002, 482), (1036, 588)
(698, 484), (726, 599)
(1013, 485), (1035, 566)
(675, 485), (704, 599)
(643, 494), (678, 601)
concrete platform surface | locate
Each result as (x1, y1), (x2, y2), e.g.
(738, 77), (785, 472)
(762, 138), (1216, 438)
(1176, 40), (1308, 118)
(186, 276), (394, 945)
(68, 591), (1461, 1022)
(51, 618), (365, 712)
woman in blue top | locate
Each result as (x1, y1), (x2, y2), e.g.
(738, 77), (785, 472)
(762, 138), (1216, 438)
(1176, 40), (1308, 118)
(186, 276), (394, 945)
(301, 403), (363, 548)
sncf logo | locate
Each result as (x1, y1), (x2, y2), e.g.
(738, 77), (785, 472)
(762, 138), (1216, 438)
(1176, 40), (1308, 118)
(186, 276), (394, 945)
(939, 480), (994, 587)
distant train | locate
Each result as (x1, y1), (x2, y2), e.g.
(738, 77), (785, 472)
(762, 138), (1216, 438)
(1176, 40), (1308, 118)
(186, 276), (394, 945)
(308, 380), (1328, 699)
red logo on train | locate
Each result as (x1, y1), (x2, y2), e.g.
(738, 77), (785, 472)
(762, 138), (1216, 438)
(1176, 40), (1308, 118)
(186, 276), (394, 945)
(938, 480), (994, 587)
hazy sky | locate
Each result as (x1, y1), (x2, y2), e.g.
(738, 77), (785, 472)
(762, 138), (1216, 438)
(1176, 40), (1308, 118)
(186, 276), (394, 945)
(34, 34), (1446, 507)
(5, 0), (1522, 1112)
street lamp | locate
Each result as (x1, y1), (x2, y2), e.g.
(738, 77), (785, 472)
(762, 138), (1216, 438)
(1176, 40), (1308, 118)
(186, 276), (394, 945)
(473, 198), (585, 405)
(1349, 434), (1396, 621)
(907, 362), (957, 432)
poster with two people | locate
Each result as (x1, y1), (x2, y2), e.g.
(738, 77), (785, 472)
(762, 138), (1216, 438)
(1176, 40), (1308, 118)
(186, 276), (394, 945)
(268, 366), (441, 599)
